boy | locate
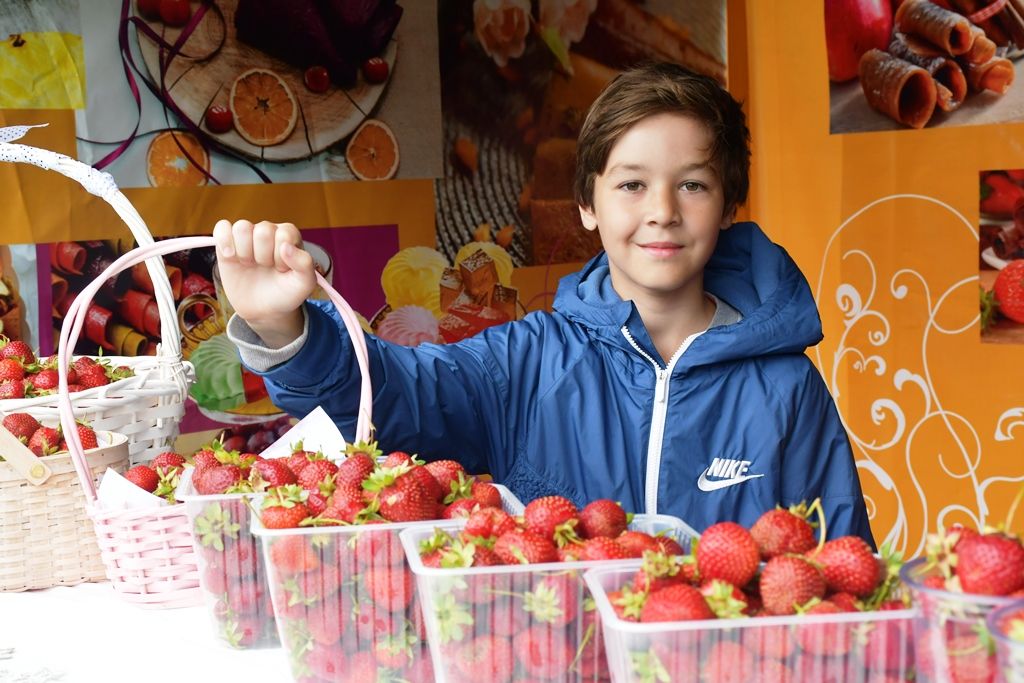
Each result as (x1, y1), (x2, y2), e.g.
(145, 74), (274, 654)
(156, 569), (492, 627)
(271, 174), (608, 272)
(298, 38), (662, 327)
(216, 62), (874, 543)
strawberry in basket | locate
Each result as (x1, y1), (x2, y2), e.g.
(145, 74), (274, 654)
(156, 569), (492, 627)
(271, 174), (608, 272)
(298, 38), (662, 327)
(1, 412), (99, 457)
(0, 339), (134, 400)
(122, 450), (187, 503)
(592, 501), (912, 682)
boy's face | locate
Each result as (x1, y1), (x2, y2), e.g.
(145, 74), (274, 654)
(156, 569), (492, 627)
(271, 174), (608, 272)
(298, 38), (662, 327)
(579, 113), (732, 305)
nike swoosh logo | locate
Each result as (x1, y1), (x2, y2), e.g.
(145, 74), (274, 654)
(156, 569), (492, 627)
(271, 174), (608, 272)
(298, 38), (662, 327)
(696, 471), (765, 492)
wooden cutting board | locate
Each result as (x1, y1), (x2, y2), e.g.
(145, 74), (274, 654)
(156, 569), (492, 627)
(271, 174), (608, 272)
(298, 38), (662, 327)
(134, 0), (397, 162)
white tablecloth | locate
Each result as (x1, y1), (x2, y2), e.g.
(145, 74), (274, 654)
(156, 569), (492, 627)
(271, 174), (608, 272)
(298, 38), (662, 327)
(0, 582), (291, 682)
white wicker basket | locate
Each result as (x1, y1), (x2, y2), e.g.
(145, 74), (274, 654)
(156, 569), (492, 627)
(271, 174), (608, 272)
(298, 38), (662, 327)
(0, 124), (192, 465)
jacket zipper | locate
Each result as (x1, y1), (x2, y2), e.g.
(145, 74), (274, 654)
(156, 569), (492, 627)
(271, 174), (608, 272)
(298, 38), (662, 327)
(620, 326), (696, 514)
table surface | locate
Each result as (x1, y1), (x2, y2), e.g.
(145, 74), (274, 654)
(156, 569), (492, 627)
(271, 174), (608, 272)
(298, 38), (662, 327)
(0, 582), (291, 683)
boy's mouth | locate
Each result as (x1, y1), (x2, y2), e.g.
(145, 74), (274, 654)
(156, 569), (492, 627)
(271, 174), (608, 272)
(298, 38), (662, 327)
(638, 242), (682, 258)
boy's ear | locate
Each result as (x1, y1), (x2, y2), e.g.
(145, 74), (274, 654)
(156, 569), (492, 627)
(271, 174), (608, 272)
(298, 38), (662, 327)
(719, 204), (737, 230)
(579, 204), (598, 231)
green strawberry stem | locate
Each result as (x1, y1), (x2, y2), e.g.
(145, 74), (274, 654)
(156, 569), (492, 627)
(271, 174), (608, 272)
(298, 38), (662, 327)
(569, 621), (595, 670)
(806, 497), (827, 552)
(1004, 483), (1024, 533)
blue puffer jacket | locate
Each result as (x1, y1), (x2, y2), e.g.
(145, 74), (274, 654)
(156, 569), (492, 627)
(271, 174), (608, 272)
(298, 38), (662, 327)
(255, 222), (874, 545)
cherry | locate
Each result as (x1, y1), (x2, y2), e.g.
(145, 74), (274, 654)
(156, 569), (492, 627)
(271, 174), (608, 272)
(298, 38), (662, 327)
(159, 0), (191, 27)
(304, 66), (330, 93)
(204, 104), (233, 134)
(362, 57), (389, 84)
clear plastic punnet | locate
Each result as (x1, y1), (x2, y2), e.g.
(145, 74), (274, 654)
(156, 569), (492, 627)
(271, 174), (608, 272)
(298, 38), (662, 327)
(399, 514), (697, 683)
(585, 562), (918, 683)
(251, 484), (523, 682)
(903, 556), (1020, 683)
(988, 599), (1024, 683)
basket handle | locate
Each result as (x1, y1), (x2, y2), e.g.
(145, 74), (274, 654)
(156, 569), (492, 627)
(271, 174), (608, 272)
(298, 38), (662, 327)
(0, 422), (52, 485)
(57, 236), (374, 502)
(0, 124), (180, 358)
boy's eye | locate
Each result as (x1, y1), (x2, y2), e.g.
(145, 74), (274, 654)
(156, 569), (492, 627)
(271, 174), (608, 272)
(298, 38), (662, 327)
(619, 181), (644, 192)
(681, 181), (706, 192)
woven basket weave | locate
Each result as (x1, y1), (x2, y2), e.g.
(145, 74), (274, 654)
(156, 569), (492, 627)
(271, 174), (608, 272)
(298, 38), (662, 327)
(0, 124), (192, 466)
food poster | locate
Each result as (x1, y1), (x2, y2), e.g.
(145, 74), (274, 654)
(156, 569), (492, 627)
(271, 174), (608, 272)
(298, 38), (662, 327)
(432, 0), (728, 284)
(980, 168), (1024, 342)
(826, 0), (1024, 133)
(745, 0), (1024, 555)
(72, 0), (441, 185)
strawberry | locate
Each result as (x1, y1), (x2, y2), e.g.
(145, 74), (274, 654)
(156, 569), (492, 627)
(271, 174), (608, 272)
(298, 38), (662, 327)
(444, 498), (479, 519)
(523, 496), (579, 545)
(72, 422), (98, 450)
(701, 640), (755, 683)
(696, 521), (760, 588)
(268, 535), (319, 574)
(405, 460), (444, 502)
(194, 464), (245, 495)
(364, 467), (437, 522)
(811, 535), (881, 597)
(0, 358), (24, 383)
(125, 464), (159, 492)
(578, 498), (628, 539)
(471, 480), (502, 508)
(861, 600), (913, 673)
(795, 600), (852, 656)
(425, 459), (466, 495)
(260, 485), (310, 529)
(334, 450), (376, 488)
(749, 623), (796, 660)
(191, 447), (219, 473)
(76, 366), (110, 389)
(512, 625), (574, 680)
(639, 583), (714, 622)
(956, 532), (1024, 595)
(0, 380), (24, 399)
(463, 506), (516, 540)
(632, 551), (687, 593)
(750, 506), (817, 558)
(654, 534), (686, 556)
(616, 530), (663, 557)
(363, 565), (414, 612)
(381, 450), (413, 468)
(0, 339), (34, 364)
(576, 536), (630, 561)
(829, 591), (860, 611)
(759, 554), (826, 615)
(306, 644), (355, 681)
(29, 369), (58, 391)
(2, 412), (40, 442)
(250, 458), (297, 489)
(297, 458), (339, 491)
(27, 426), (59, 456)
(494, 528), (558, 565)
(454, 634), (514, 683)
(150, 451), (186, 475)
(995, 260), (1024, 324)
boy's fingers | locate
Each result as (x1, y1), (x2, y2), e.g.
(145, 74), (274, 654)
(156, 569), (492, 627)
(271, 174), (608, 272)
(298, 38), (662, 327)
(231, 220), (256, 266)
(273, 223), (303, 273)
(279, 240), (314, 277)
(213, 219), (235, 259)
(252, 221), (276, 267)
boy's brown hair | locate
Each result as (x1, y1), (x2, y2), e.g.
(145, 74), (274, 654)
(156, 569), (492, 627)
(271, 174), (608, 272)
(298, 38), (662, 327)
(573, 62), (751, 216)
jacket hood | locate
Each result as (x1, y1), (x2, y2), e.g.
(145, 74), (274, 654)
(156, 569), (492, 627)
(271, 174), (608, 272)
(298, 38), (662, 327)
(553, 221), (824, 366)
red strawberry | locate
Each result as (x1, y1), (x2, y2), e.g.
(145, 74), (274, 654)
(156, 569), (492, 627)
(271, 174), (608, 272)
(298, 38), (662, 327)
(2, 412), (40, 442)
(284, 447), (316, 477)
(250, 459), (297, 488)
(444, 498), (480, 519)
(829, 591), (861, 611)
(72, 423), (98, 450)
(76, 366), (110, 389)
(125, 464), (159, 492)
(578, 498), (628, 539)
(494, 528), (558, 565)
(191, 448), (219, 473)
(268, 535), (319, 574)
(381, 450), (413, 468)
(150, 451), (186, 475)
(260, 485), (310, 529)
(616, 530), (663, 557)
(363, 565), (414, 612)
(424, 459), (466, 496)
(632, 551), (688, 593)
(523, 496), (579, 545)
(696, 521), (760, 588)
(639, 583), (714, 622)
(194, 464), (245, 495)
(28, 426), (59, 456)
(471, 480), (502, 508)
(811, 535), (881, 597)
(297, 458), (339, 491)
(861, 600), (913, 673)
(577, 536), (630, 561)
(463, 506), (516, 540)
(0, 358), (24, 383)
(0, 339), (35, 364)
(994, 259), (1024, 323)
(364, 468), (437, 522)
(956, 532), (1024, 595)
(701, 640), (755, 683)
(795, 600), (852, 656)
(750, 506), (817, 559)
(759, 554), (826, 615)
(512, 625), (574, 680)
(0, 380), (24, 399)
(29, 369), (58, 391)
(334, 450), (376, 488)
(749, 623), (796, 660)
(654, 534), (686, 556)
(700, 578), (749, 618)
(454, 634), (514, 683)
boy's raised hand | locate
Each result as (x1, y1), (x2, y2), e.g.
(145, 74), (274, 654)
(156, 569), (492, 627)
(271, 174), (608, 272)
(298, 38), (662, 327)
(213, 219), (315, 347)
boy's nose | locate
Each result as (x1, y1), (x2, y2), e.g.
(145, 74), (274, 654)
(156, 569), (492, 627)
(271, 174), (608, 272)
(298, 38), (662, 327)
(645, 185), (681, 227)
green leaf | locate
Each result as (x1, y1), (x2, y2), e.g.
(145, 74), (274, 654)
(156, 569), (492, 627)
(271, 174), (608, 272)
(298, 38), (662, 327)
(538, 25), (573, 75)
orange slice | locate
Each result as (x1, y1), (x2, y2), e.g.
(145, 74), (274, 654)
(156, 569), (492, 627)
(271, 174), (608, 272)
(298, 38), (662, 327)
(145, 131), (209, 187)
(345, 119), (399, 181)
(229, 68), (298, 147)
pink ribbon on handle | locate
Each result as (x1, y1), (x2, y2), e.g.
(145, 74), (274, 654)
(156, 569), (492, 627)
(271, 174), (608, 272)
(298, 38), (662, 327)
(57, 236), (374, 501)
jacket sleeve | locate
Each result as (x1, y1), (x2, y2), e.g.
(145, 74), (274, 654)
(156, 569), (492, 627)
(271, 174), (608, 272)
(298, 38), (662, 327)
(249, 300), (519, 477)
(781, 362), (876, 550)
